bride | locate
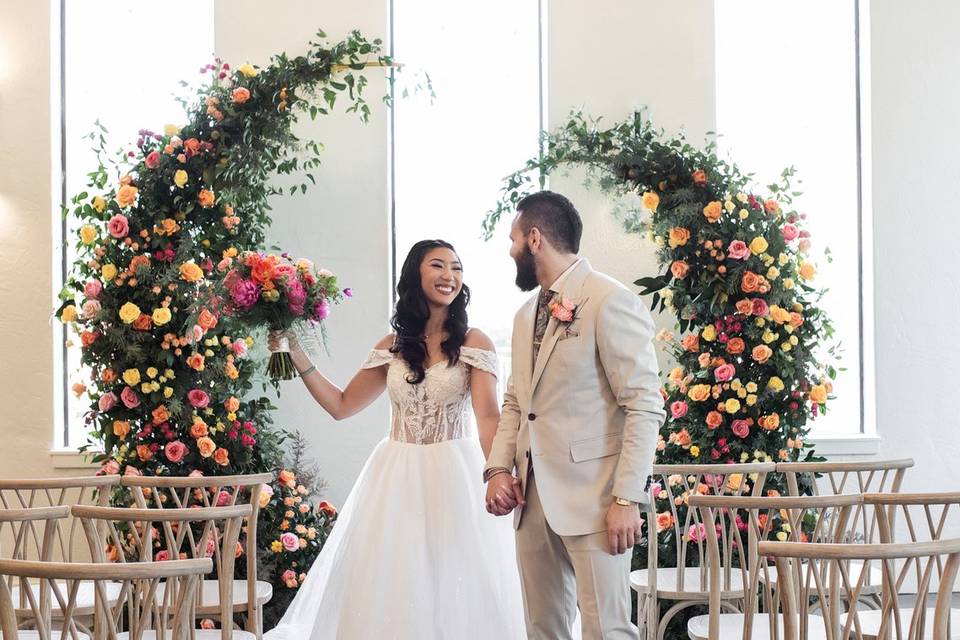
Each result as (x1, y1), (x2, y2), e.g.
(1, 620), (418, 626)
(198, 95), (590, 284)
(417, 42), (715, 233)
(264, 239), (526, 639)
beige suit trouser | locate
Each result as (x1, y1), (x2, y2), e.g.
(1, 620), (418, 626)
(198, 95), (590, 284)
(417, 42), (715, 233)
(516, 472), (633, 640)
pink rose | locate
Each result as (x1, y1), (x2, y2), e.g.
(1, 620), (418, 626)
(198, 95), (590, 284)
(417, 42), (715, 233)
(670, 401), (689, 419)
(273, 264), (298, 282)
(200, 619), (215, 630)
(164, 440), (187, 464)
(188, 469), (205, 478)
(145, 150), (161, 169)
(282, 569), (298, 588)
(231, 340), (248, 358)
(98, 392), (118, 412)
(107, 214), (129, 239)
(84, 280), (103, 299)
(688, 523), (708, 543)
(123, 466), (141, 477)
(120, 386), (140, 409)
(187, 389), (210, 409)
(100, 459), (120, 475)
(82, 300), (102, 318)
(155, 550), (170, 562)
(731, 419), (751, 438)
(312, 299), (330, 321)
(550, 300), (575, 323)
(714, 363), (736, 383)
(781, 224), (799, 242)
(727, 240), (750, 260)
(280, 532), (299, 552)
(751, 298), (769, 317)
(215, 490), (233, 507)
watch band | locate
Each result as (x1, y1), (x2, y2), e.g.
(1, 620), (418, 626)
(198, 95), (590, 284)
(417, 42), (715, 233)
(614, 497), (636, 507)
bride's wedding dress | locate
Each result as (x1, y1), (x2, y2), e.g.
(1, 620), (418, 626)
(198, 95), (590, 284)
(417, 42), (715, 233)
(265, 346), (527, 639)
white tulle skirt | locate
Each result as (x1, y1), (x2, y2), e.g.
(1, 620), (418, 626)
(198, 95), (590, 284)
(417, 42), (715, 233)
(265, 437), (527, 640)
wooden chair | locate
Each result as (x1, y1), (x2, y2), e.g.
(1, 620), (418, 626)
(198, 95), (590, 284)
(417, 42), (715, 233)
(72, 503), (253, 640)
(632, 462), (776, 640)
(777, 459), (915, 608)
(0, 556), (213, 640)
(121, 473), (273, 638)
(760, 536), (960, 640)
(687, 492), (864, 639)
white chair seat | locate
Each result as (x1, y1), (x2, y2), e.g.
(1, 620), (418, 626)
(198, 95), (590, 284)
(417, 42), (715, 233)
(688, 613), (827, 640)
(631, 567), (745, 598)
(2, 632), (90, 640)
(12, 580), (123, 614)
(857, 607), (960, 640)
(118, 631), (256, 640)
(155, 579), (272, 611)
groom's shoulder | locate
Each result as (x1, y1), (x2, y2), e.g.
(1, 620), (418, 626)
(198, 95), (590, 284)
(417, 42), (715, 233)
(584, 269), (630, 299)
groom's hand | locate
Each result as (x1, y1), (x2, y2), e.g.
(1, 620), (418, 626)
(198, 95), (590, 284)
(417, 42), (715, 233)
(485, 473), (524, 516)
(605, 503), (642, 555)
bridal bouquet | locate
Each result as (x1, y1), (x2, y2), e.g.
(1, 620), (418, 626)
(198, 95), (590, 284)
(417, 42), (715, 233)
(214, 251), (349, 379)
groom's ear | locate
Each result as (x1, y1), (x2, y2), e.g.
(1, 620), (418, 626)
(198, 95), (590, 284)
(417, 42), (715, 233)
(527, 226), (542, 253)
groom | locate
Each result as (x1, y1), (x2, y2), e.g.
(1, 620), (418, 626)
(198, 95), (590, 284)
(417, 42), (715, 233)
(484, 191), (665, 639)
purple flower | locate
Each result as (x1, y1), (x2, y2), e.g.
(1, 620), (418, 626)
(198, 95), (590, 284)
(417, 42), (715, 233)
(343, 288), (353, 298)
(229, 279), (261, 311)
(312, 299), (330, 321)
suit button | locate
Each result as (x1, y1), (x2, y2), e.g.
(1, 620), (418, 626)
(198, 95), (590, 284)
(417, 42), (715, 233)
(528, 413), (537, 421)
(525, 450), (530, 459)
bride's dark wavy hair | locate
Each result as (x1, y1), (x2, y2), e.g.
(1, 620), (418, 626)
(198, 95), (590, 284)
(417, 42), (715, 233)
(390, 239), (471, 384)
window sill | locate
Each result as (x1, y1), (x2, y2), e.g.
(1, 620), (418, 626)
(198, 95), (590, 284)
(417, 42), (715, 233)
(807, 434), (880, 457)
(49, 449), (100, 471)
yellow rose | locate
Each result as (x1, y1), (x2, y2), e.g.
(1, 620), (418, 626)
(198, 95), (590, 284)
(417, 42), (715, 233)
(146, 367), (158, 379)
(762, 330), (777, 344)
(238, 63), (258, 78)
(152, 307), (172, 326)
(60, 305), (78, 323)
(745, 382), (758, 393)
(163, 387), (174, 399)
(767, 266), (780, 279)
(809, 384), (828, 404)
(767, 377), (785, 392)
(781, 342), (792, 352)
(174, 169), (189, 188)
(80, 225), (98, 245)
(750, 236), (769, 255)
(799, 262), (816, 280)
(164, 124), (181, 137)
(101, 264), (117, 281)
(122, 368), (141, 386)
(725, 398), (742, 414)
(641, 191), (659, 212)
(776, 531), (788, 542)
(778, 253), (789, 266)
(701, 325), (717, 342)
(746, 394), (757, 406)
(782, 277), (795, 290)
(689, 446), (700, 458)
(118, 302), (142, 324)
(179, 262), (204, 282)
(92, 196), (107, 213)
(739, 209), (749, 220)
(688, 384), (711, 403)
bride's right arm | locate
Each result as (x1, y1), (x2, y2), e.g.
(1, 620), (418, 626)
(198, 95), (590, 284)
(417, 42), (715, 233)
(280, 333), (391, 421)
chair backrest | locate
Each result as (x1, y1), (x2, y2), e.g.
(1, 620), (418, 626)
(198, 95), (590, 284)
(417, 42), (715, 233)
(0, 556), (213, 640)
(121, 472), (272, 632)
(689, 492), (864, 640)
(0, 476), (121, 562)
(72, 504), (251, 640)
(645, 462), (775, 594)
(0, 506), (71, 612)
(760, 537), (960, 640)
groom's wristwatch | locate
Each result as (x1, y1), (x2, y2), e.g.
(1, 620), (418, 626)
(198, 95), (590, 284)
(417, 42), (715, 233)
(614, 497), (637, 507)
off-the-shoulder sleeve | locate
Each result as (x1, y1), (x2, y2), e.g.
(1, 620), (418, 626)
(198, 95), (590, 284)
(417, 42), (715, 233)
(361, 349), (394, 370)
(460, 346), (499, 377)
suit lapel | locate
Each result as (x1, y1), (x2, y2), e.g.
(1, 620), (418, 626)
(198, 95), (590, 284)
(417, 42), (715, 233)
(529, 259), (592, 396)
(516, 294), (537, 401)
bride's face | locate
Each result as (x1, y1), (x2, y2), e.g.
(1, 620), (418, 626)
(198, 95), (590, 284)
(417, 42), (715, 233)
(420, 248), (463, 308)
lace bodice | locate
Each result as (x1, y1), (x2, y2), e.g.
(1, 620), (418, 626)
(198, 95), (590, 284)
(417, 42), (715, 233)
(361, 346), (499, 445)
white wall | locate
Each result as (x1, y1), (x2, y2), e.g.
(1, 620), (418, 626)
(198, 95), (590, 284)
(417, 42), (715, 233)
(869, 0), (960, 491)
(215, 0), (392, 506)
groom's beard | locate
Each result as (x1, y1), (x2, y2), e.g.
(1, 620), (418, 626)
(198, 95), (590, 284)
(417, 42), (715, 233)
(514, 247), (539, 292)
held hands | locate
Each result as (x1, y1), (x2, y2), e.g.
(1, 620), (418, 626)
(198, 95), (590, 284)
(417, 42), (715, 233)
(605, 502), (643, 556)
(485, 473), (525, 516)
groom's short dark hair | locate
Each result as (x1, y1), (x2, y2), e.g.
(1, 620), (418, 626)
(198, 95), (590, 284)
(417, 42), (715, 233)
(516, 190), (583, 254)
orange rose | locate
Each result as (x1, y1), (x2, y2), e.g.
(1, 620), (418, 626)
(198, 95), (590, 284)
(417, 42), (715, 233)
(101, 368), (117, 383)
(196, 437), (217, 458)
(702, 201), (722, 223)
(197, 308), (218, 330)
(752, 345), (773, 364)
(184, 138), (201, 154)
(656, 512), (674, 533)
(789, 312), (804, 328)
(681, 334), (699, 352)
(190, 421), (209, 439)
(688, 384), (711, 403)
(224, 396), (240, 413)
(809, 385), (828, 404)
(232, 87), (251, 104)
(670, 260), (690, 279)
(764, 199), (780, 214)
(668, 227), (691, 248)
(136, 445), (154, 462)
(187, 353), (206, 371)
(133, 313), (153, 331)
(251, 260), (276, 285)
(759, 413), (781, 431)
(726, 338), (745, 355)
(106, 544), (120, 563)
(691, 169), (708, 186)
(197, 189), (216, 208)
(705, 411), (723, 429)
(179, 262), (204, 283)
(152, 405), (170, 424)
(756, 276), (772, 294)
(80, 331), (98, 347)
(113, 420), (130, 439)
(672, 429), (692, 447)
(213, 448), (230, 466)
(129, 254), (151, 274)
(278, 470), (296, 488)
(741, 271), (760, 293)
(799, 262), (816, 280)
(116, 184), (139, 208)
(735, 299), (753, 316)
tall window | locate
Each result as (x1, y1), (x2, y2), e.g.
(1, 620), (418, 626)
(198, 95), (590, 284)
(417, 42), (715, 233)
(392, 0), (543, 389)
(715, 0), (868, 437)
(57, 0), (213, 448)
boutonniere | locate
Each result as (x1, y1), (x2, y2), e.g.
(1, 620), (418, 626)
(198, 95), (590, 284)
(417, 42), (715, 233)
(548, 296), (587, 336)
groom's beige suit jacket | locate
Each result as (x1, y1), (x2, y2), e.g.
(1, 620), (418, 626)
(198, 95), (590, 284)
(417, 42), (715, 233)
(486, 259), (666, 536)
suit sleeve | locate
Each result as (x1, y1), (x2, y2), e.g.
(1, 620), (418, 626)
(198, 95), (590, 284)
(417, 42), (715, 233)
(595, 287), (666, 503)
(484, 372), (521, 474)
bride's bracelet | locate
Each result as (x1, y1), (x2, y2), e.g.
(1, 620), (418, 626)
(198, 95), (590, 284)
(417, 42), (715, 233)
(298, 364), (317, 377)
